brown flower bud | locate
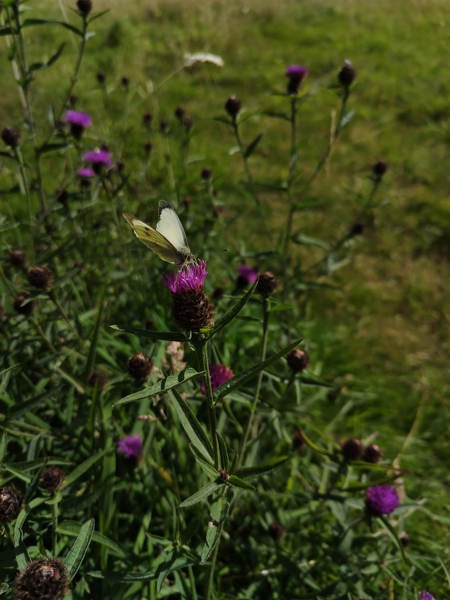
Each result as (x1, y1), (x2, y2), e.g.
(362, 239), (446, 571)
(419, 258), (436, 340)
(338, 60), (356, 88)
(361, 443), (383, 464)
(121, 75), (130, 88)
(76, 0), (92, 16)
(28, 266), (53, 290)
(128, 352), (152, 382)
(201, 167), (212, 180)
(9, 250), (27, 269)
(13, 295), (34, 317)
(171, 289), (214, 332)
(373, 160), (388, 177)
(143, 111), (153, 125)
(15, 557), (69, 600)
(174, 106), (185, 122)
(341, 438), (363, 461)
(268, 520), (285, 542)
(1, 126), (20, 148)
(0, 486), (24, 524)
(286, 348), (310, 373)
(399, 532), (411, 548)
(225, 96), (241, 119)
(96, 71), (106, 84)
(292, 426), (305, 450)
(41, 468), (66, 493)
(256, 271), (278, 296)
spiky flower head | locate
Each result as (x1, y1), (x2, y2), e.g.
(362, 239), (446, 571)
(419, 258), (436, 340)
(237, 264), (258, 287)
(285, 65), (308, 94)
(419, 592), (435, 600)
(66, 110), (92, 140)
(338, 60), (356, 88)
(77, 167), (95, 178)
(117, 434), (142, 459)
(41, 468), (66, 493)
(201, 363), (234, 394)
(1, 126), (20, 148)
(15, 557), (69, 600)
(83, 148), (112, 166)
(128, 352), (152, 382)
(0, 486), (24, 524)
(365, 484), (399, 516)
(28, 266), (53, 290)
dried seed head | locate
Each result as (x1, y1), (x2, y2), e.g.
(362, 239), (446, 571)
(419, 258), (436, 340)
(286, 348), (310, 373)
(41, 468), (66, 493)
(256, 271), (278, 297)
(361, 443), (383, 464)
(2, 126), (21, 148)
(87, 370), (108, 391)
(128, 352), (152, 382)
(219, 468), (230, 481)
(9, 250), (27, 269)
(28, 266), (53, 290)
(224, 96), (242, 119)
(13, 295), (34, 317)
(341, 438), (363, 461)
(268, 520), (285, 542)
(15, 557), (69, 600)
(350, 223), (364, 236)
(76, 0), (92, 16)
(0, 486), (24, 524)
(69, 94), (78, 106)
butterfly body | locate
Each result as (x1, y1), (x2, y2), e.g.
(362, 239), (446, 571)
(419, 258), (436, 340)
(123, 201), (193, 266)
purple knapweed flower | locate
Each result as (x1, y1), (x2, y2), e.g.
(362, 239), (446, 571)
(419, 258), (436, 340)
(419, 592), (435, 600)
(163, 260), (208, 294)
(83, 149), (112, 167)
(201, 363), (234, 394)
(237, 264), (258, 287)
(285, 65), (308, 94)
(77, 167), (95, 178)
(66, 110), (92, 140)
(365, 484), (399, 516)
(117, 434), (142, 459)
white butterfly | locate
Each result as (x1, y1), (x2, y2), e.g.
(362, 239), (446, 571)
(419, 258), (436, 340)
(123, 201), (193, 266)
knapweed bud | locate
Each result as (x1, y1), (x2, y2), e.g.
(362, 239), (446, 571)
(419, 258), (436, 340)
(9, 250), (27, 269)
(69, 94), (78, 106)
(160, 119), (169, 133)
(66, 110), (92, 140)
(341, 438), (363, 461)
(56, 189), (69, 205)
(96, 71), (106, 84)
(338, 60), (356, 88)
(212, 287), (224, 301)
(76, 0), (92, 16)
(143, 111), (153, 125)
(286, 348), (310, 373)
(201, 167), (212, 180)
(28, 266), (53, 290)
(268, 520), (285, 542)
(2, 126), (20, 148)
(373, 160), (388, 178)
(87, 370), (108, 391)
(121, 75), (130, 88)
(117, 434), (142, 467)
(399, 532), (411, 548)
(419, 591), (435, 600)
(41, 467), (66, 493)
(256, 271), (278, 296)
(350, 223), (364, 236)
(174, 106), (185, 122)
(143, 141), (153, 156)
(285, 65), (308, 94)
(183, 115), (193, 131)
(362, 443), (383, 464)
(15, 557), (69, 600)
(292, 426), (305, 450)
(0, 486), (24, 524)
(13, 295), (34, 317)
(365, 484), (399, 516)
(128, 352), (152, 382)
(225, 95), (241, 120)
(163, 261), (214, 331)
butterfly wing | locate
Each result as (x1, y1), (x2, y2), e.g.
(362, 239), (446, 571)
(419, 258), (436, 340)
(156, 201), (191, 258)
(123, 213), (186, 265)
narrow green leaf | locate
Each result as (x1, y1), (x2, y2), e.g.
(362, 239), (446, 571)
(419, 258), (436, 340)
(179, 480), (223, 508)
(57, 521), (125, 557)
(22, 18), (83, 36)
(244, 133), (264, 158)
(14, 498), (46, 570)
(301, 430), (333, 457)
(228, 475), (256, 491)
(63, 448), (109, 487)
(0, 151), (15, 159)
(216, 432), (229, 471)
(378, 515), (407, 564)
(0, 369), (12, 396)
(65, 518), (95, 579)
(201, 498), (229, 563)
(37, 142), (72, 155)
(29, 42), (65, 72)
(2, 465), (33, 484)
(235, 456), (289, 480)
(0, 27), (14, 36)
(7, 388), (57, 419)
(438, 556), (450, 587)
(213, 339), (302, 402)
(88, 554), (198, 582)
(207, 281), (257, 340)
(109, 324), (186, 342)
(168, 387), (213, 460)
(114, 368), (204, 407)
(189, 445), (218, 479)
(83, 286), (106, 384)
(291, 234), (330, 251)
(88, 9), (111, 22)
(212, 116), (232, 126)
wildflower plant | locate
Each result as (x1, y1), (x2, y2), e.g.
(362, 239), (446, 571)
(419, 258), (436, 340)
(0, 1), (448, 599)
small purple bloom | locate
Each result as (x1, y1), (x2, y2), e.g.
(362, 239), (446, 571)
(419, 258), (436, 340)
(66, 110), (92, 128)
(83, 148), (112, 166)
(163, 260), (208, 294)
(117, 434), (142, 458)
(237, 264), (258, 286)
(285, 65), (308, 94)
(420, 592), (435, 600)
(201, 364), (234, 394)
(77, 167), (95, 178)
(365, 484), (399, 516)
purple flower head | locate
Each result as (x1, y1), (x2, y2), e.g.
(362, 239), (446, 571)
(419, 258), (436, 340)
(163, 260), (208, 294)
(237, 264), (258, 286)
(77, 167), (95, 178)
(117, 434), (142, 458)
(419, 592), (435, 600)
(66, 110), (92, 128)
(285, 65), (308, 94)
(83, 148), (112, 167)
(365, 484), (399, 516)
(201, 363), (234, 394)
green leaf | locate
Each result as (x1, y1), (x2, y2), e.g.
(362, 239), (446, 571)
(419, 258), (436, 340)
(7, 388), (57, 419)
(65, 518), (95, 579)
(22, 18), (83, 37)
(244, 133), (264, 158)
(300, 430), (333, 457)
(189, 445), (218, 479)
(0, 368), (13, 395)
(57, 521), (125, 557)
(206, 281), (257, 340)
(291, 234), (330, 251)
(168, 387), (213, 460)
(216, 432), (229, 471)
(88, 9), (111, 22)
(201, 497), (229, 563)
(114, 368), (204, 407)
(89, 553), (198, 582)
(37, 142), (72, 155)
(0, 150), (15, 159)
(29, 42), (65, 73)
(378, 515), (407, 564)
(179, 480), (223, 508)
(235, 456), (289, 480)
(213, 339), (302, 402)
(109, 324), (186, 342)
(14, 498), (46, 570)
(212, 116), (232, 126)
(0, 27), (14, 36)
(63, 448), (109, 487)
(83, 286), (106, 384)
(228, 475), (256, 491)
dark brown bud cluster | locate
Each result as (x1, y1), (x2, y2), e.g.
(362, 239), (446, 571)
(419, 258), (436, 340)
(0, 486), (24, 524)
(286, 348), (310, 373)
(87, 370), (108, 391)
(361, 443), (383, 464)
(201, 167), (212, 180)
(256, 271), (278, 297)
(171, 289), (214, 332)
(143, 111), (153, 125)
(15, 557), (70, 600)
(76, 0), (92, 16)
(341, 438), (363, 461)
(2, 126), (20, 148)
(268, 520), (285, 542)
(9, 250), (27, 269)
(128, 352), (152, 382)
(28, 266), (53, 290)
(96, 71), (106, 84)
(41, 467), (66, 493)
(14, 295), (34, 317)
(338, 61), (356, 88)
(225, 96), (242, 120)
(292, 426), (305, 450)
(373, 160), (388, 178)
(121, 75), (130, 88)
(174, 106), (185, 122)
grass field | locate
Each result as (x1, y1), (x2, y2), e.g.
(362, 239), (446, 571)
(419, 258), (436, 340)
(1, 0), (450, 596)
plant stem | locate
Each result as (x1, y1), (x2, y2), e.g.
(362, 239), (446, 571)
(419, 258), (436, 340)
(204, 536), (220, 600)
(233, 121), (260, 205)
(197, 337), (219, 468)
(52, 497), (59, 555)
(238, 296), (270, 467)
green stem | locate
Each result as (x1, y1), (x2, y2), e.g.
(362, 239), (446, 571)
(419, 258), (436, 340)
(200, 339), (219, 468)
(204, 535), (220, 600)
(238, 297), (270, 467)
(52, 497), (59, 555)
(288, 95), (297, 186)
(49, 290), (88, 351)
(187, 565), (198, 600)
(233, 121), (260, 205)
(13, 147), (33, 228)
